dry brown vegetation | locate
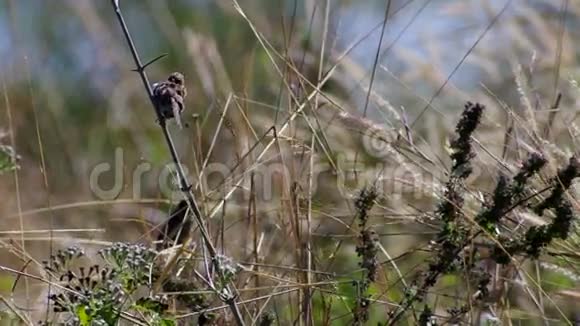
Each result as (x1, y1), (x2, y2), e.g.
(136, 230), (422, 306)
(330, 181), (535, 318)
(1, 0), (580, 325)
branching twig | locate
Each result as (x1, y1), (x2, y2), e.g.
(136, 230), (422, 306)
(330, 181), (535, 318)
(109, 1), (244, 324)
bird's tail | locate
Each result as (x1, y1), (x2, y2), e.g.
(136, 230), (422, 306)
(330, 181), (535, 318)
(173, 105), (183, 129)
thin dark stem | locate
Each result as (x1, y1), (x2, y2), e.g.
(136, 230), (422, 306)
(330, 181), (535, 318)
(409, 0), (512, 129)
(110, 1), (244, 325)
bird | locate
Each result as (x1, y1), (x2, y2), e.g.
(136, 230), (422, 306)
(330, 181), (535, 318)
(156, 200), (192, 250)
(152, 72), (187, 128)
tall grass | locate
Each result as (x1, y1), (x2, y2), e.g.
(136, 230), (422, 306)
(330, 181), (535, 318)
(1, 0), (580, 325)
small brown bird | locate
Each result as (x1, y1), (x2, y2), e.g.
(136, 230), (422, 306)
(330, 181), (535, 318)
(152, 72), (187, 128)
(156, 200), (192, 250)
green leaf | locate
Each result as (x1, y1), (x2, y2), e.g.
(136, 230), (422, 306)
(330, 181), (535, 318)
(0, 144), (18, 174)
(76, 305), (91, 326)
(158, 318), (176, 326)
(135, 297), (168, 314)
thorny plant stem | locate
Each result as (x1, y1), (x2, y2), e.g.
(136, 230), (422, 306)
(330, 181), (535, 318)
(110, 1), (244, 325)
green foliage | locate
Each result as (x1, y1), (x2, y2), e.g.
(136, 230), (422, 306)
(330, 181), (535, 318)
(98, 242), (156, 292)
(0, 311), (21, 325)
(134, 298), (175, 326)
(388, 102), (578, 324)
(0, 144), (18, 175)
(540, 266), (575, 293)
(2, 1), (580, 324)
(41, 244), (173, 326)
(0, 273), (14, 294)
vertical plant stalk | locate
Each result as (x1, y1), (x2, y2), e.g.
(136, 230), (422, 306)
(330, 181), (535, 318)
(109, 1), (244, 325)
(388, 102), (485, 325)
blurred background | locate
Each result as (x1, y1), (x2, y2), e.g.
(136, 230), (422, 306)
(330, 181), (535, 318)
(1, 0), (580, 324)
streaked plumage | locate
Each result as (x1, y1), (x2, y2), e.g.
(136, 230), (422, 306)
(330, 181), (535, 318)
(156, 200), (192, 250)
(152, 72), (187, 128)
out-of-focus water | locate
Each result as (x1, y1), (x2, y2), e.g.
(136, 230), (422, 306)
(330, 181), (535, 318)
(335, 0), (512, 84)
(331, 0), (522, 117)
